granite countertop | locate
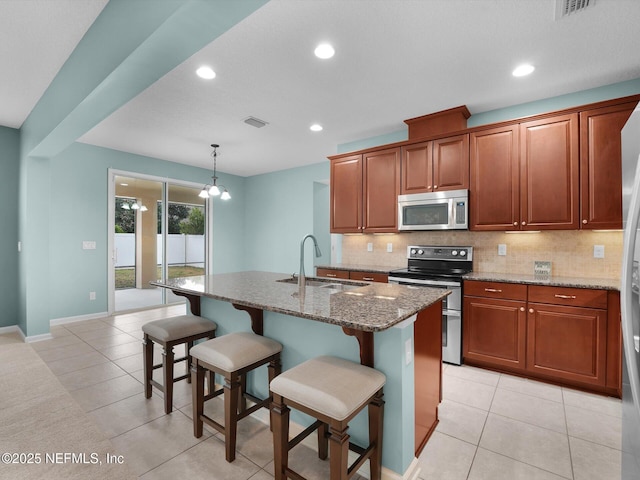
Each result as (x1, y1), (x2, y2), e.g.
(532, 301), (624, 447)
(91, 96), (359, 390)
(151, 271), (448, 332)
(462, 272), (620, 291)
(316, 264), (401, 274)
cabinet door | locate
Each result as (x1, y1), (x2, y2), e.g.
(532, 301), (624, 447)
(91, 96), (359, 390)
(527, 303), (606, 386)
(463, 296), (527, 371)
(469, 125), (520, 231)
(520, 114), (579, 230)
(580, 102), (636, 229)
(363, 148), (401, 232)
(432, 134), (469, 191)
(401, 141), (432, 194)
(330, 155), (362, 233)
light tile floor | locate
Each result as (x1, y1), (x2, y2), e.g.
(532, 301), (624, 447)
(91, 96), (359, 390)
(15, 306), (623, 479)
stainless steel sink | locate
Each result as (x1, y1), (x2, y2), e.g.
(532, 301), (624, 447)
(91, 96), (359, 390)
(276, 277), (367, 290)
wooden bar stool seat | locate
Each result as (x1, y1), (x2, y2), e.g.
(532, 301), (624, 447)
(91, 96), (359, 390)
(142, 315), (217, 414)
(190, 331), (282, 462)
(270, 355), (386, 480)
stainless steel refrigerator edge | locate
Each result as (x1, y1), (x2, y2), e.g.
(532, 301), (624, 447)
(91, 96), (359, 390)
(621, 104), (640, 479)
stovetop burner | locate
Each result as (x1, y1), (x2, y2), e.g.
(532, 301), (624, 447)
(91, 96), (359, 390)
(390, 245), (473, 280)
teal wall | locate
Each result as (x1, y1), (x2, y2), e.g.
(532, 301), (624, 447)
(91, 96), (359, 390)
(243, 162), (330, 275)
(337, 77), (640, 153)
(0, 127), (20, 328)
(46, 142), (245, 326)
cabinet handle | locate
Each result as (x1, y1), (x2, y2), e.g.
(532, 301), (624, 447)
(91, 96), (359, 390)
(427, 185), (432, 189)
(513, 221), (518, 226)
(554, 294), (577, 299)
(521, 221), (527, 226)
(582, 219), (588, 224)
(433, 185), (438, 189)
(326, 273), (337, 278)
(529, 308), (534, 313)
(484, 288), (503, 293)
(520, 307), (525, 312)
(363, 277), (374, 281)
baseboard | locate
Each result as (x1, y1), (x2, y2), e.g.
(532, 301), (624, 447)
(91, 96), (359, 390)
(251, 408), (420, 479)
(26, 332), (54, 343)
(0, 325), (26, 342)
(50, 311), (109, 326)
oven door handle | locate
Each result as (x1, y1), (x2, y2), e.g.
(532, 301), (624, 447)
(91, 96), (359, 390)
(388, 276), (461, 287)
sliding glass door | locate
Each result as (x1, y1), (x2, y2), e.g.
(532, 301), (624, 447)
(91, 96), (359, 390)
(109, 171), (209, 313)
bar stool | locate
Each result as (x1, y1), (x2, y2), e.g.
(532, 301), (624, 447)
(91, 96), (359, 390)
(142, 315), (217, 414)
(270, 355), (386, 480)
(190, 331), (283, 462)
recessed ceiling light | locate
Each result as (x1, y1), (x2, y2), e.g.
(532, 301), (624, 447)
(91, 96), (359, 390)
(196, 66), (216, 79)
(310, 124), (323, 132)
(512, 64), (535, 77)
(314, 43), (335, 59)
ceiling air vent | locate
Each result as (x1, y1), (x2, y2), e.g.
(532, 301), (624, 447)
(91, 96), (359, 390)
(243, 116), (268, 128)
(555, 0), (595, 19)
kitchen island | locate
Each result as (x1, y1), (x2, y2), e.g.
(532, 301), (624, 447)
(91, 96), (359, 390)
(151, 271), (448, 478)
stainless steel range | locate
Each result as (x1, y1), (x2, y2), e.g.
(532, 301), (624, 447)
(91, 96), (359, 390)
(388, 246), (473, 365)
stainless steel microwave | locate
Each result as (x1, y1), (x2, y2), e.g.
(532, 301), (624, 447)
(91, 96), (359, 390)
(397, 189), (468, 231)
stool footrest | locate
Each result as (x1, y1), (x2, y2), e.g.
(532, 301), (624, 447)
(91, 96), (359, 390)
(152, 354), (188, 371)
(347, 442), (374, 477)
(288, 420), (324, 451)
(204, 387), (224, 401)
(149, 379), (164, 391)
(283, 468), (307, 480)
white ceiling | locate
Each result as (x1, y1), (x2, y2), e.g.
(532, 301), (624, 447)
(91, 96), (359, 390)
(3, 0), (640, 177)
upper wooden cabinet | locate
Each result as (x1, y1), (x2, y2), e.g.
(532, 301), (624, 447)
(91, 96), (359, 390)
(330, 148), (400, 233)
(470, 125), (520, 230)
(363, 148), (401, 232)
(520, 114), (579, 230)
(401, 134), (469, 194)
(470, 114), (579, 231)
(580, 101), (636, 229)
(330, 154), (362, 233)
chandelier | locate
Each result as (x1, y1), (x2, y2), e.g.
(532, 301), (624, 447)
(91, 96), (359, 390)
(199, 143), (231, 200)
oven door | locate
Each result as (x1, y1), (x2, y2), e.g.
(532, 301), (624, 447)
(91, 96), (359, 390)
(388, 276), (463, 365)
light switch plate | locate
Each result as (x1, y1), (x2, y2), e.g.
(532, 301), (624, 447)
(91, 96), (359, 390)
(594, 245), (605, 258)
(83, 241), (96, 250)
(387, 243), (393, 253)
(367, 242), (373, 252)
(498, 244), (507, 256)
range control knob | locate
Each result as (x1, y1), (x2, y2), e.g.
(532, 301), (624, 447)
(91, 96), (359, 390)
(417, 249), (424, 255)
(410, 249), (417, 255)
(459, 250), (467, 257)
(451, 250), (458, 256)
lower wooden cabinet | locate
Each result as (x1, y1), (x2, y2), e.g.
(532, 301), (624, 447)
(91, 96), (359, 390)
(316, 268), (388, 283)
(463, 280), (621, 396)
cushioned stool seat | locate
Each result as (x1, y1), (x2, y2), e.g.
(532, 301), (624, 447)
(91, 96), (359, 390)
(270, 356), (386, 480)
(142, 315), (217, 414)
(190, 332), (282, 462)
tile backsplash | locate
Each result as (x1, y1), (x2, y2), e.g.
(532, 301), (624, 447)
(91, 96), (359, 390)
(340, 230), (623, 280)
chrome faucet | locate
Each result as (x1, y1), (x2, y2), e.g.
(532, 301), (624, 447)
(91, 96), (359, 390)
(299, 234), (322, 289)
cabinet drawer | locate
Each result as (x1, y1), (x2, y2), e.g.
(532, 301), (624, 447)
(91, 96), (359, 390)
(316, 268), (349, 280)
(349, 271), (388, 283)
(528, 285), (607, 309)
(464, 281), (527, 301)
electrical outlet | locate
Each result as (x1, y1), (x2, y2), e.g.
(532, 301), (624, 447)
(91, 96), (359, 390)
(594, 245), (605, 258)
(89, 291), (96, 301)
(498, 244), (507, 256)
(17, 241), (21, 252)
(405, 338), (413, 365)
(387, 243), (393, 253)
(367, 242), (373, 252)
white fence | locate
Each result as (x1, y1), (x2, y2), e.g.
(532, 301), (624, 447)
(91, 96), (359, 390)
(114, 233), (205, 267)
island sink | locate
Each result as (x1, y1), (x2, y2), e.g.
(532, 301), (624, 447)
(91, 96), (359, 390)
(276, 276), (367, 290)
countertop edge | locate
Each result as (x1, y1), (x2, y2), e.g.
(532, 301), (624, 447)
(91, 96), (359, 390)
(462, 273), (620, 291)
(316, 264), (399, 274)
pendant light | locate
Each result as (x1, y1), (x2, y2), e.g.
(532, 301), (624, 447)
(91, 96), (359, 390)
(199, 143), (231, 200)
